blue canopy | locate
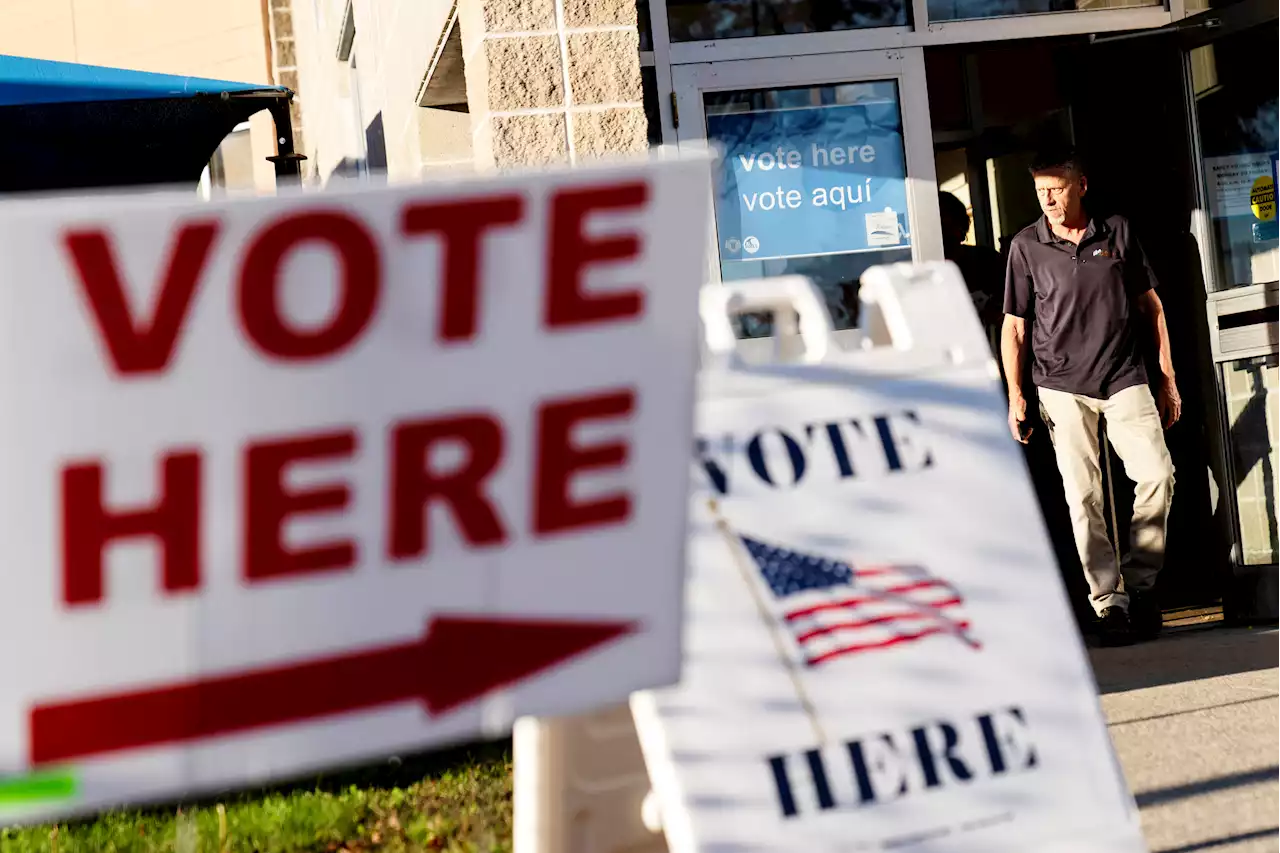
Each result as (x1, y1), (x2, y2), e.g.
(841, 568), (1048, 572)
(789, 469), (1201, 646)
(0, 53), (286, 107)
(0, 54), (298, 194)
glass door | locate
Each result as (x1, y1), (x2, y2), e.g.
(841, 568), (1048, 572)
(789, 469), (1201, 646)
(1183, 0), (1279, 614)
(1191, 17), (1279, 295)
(673, 50), (941, 340)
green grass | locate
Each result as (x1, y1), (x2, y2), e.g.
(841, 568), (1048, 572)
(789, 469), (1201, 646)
(0, 740), (512, 853)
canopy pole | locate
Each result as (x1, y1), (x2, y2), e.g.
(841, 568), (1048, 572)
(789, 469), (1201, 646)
(264, 95), (305, 184)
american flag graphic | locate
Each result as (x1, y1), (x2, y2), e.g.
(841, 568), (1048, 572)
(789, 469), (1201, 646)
(740, 535), (980, 667)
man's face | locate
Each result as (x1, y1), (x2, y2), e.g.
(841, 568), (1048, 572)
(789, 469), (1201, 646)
(1032, 167), (1087, 226)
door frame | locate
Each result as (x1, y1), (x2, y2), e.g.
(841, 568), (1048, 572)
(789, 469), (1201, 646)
(1175, 0), (1277, 49)
(671, 49), (944, 287)
(1177, 3), (1279, 610)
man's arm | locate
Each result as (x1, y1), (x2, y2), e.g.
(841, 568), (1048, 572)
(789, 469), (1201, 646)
(1001, 242), (1034, 443)
(1002, 315), (1031, 443)
(1138, 288), (1181, 427)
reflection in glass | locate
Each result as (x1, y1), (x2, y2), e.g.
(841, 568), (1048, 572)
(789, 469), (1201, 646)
(1184, 0), (1253, 11)
(637, 0), (654, 50)
(1193, 22), (1279, 291)
(704, 82), (912, 337)
(667, 0), (907, 43)
(1224, 354), (1279, 565)
(721, 252), (905, 337)
(927, 0), (1155, 22)
(641, 67), (662, 147)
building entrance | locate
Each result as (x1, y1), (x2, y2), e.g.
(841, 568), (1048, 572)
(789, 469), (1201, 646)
(925, 7), (1278, 624)
(663, 0), (1275, 626)
(671, 50), (943, 345)
(1174, 2), (1278, 621)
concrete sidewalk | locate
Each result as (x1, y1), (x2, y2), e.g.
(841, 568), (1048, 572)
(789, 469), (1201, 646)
(1090, 626), (1279, 853)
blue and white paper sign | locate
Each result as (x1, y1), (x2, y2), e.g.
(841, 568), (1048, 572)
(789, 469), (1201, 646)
(707, 102), (911, 262)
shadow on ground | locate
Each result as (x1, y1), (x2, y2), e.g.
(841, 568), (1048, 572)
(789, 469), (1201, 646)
(1089, 626), (1279, 695)
(1135, 766), (1280, 809)
(1154, 827), (1279, 853)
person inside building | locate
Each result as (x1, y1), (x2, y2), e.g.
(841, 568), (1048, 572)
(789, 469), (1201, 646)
(1001, 146), (1180, 646)
(939, 191), (1005, 351)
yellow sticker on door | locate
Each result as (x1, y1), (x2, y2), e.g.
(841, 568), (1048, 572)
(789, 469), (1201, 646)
(1250, 175), (1275, 221)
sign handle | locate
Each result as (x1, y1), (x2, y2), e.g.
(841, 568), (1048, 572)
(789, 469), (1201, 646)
(858, 261), (989, 363)
(700, 276), (834, 365)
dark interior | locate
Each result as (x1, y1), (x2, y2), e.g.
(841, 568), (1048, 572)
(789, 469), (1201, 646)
(926, 32), (1232, 625)
(0, 95), (286, 194)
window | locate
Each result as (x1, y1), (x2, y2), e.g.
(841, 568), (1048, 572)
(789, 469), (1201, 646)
(703, 81), (913, 335)
(638, 1), (661, 147)
(666, 0), (908, 43)
(638, 0), (654, 50)
(641, 67), (662, 147)
(927, 0), (1157, 23)
(1194, 21), (1279, 291)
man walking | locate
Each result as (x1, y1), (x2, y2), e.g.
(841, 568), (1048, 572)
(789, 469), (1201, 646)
(1001, 148), (1179, 645)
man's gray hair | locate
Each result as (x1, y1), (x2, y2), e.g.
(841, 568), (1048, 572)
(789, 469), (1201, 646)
(1029, 146), (1087, 178)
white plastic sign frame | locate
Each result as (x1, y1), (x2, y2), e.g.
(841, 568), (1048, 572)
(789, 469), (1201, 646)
(632, 265), (1147, 853)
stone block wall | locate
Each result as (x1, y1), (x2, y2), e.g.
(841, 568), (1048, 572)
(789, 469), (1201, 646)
(458, 0), (647, 169)
(266, 0), (308, 178)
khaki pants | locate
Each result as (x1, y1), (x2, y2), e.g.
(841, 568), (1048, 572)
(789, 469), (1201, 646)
(1038, 385), (1175, 615)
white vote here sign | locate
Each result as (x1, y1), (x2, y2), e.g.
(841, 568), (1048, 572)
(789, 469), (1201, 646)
(0, 157), (710, 823)
(633, 268), (1146, 853)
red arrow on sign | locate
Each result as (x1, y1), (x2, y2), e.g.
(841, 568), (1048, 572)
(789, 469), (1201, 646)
(29, 615), (634, 765)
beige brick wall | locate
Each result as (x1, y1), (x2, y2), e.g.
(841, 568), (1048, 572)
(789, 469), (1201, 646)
(267, 0), (306, 167)
(460, 0), (646, 169)
(0, 0), (280, 192)
(291, 0), (645, 180)
(0, 0), (78, 61)
(419, 107), (474, 177)
(0, 0), (271, 81)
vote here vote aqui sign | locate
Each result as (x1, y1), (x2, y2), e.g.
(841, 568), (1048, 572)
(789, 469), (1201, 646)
(707, 97), (911, 263)
(0, 158), (710, 823)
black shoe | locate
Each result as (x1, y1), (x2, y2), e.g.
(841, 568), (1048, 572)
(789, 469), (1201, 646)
(1098, 606), (1134, 647)
(1129, 592), (1163, 642)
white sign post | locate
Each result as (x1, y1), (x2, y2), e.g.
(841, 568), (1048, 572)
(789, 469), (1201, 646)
(629, 266), (1147, 853)
(0, 157), (710, 823)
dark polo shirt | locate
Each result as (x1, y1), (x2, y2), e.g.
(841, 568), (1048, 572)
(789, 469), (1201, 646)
(1003, 214), (1154, 400)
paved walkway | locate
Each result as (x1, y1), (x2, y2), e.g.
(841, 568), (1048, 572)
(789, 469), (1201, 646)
(1090, 626), (1279, 853)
